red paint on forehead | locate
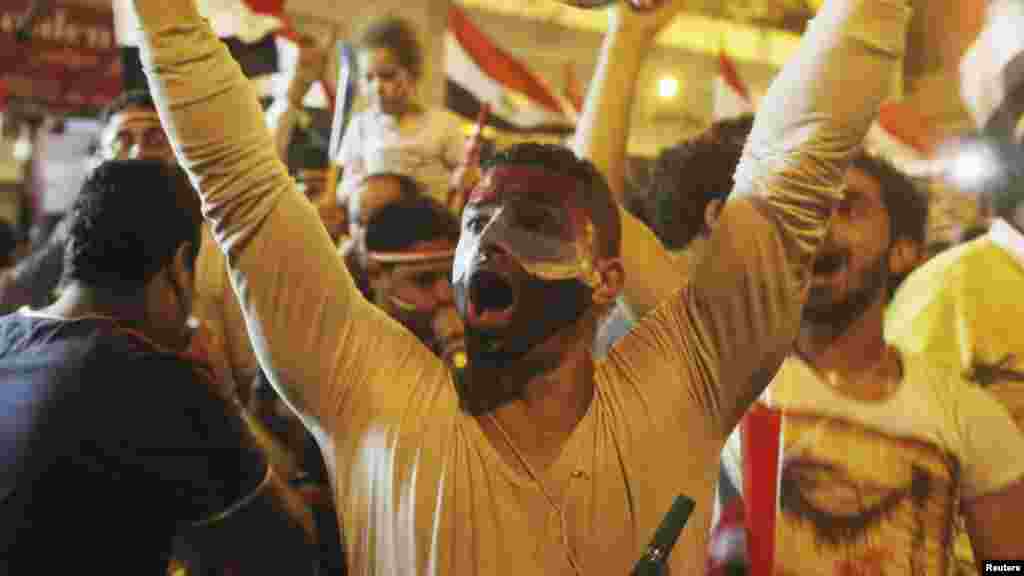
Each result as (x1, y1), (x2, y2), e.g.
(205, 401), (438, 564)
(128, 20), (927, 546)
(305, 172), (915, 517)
(468, 166), (581, 205)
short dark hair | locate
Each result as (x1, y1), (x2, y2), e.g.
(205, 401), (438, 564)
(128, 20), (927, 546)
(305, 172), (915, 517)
(850, 153), (929, 246)
(649, 115), (754, 250)
(365, 195), (458, 253)
(350, 172), (423, 222)
(357, 17), (423, 80)
(99, 90), (156, 126)
(482, 143), (622, 259)
(64, 160), (202, 295)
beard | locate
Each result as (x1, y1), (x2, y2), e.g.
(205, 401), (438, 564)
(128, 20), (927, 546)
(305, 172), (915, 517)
(803, 248), (889, 338)
(454, 274), (591, 415)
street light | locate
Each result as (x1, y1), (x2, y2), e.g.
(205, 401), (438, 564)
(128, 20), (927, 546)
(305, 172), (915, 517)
(657, 75), (679, 100)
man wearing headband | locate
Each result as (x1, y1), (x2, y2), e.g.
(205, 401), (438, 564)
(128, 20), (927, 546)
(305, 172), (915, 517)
(363, 196), (464, 368)
(132, 0), (907, 570)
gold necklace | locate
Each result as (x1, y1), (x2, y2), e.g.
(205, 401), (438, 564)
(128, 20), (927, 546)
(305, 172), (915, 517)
(486, 413), (583, 575)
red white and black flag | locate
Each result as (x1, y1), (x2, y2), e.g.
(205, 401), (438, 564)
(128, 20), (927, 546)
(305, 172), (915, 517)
(445, 6), (575, 135)
(712, 49), (754, 121)
(961, 0), (1024, 144)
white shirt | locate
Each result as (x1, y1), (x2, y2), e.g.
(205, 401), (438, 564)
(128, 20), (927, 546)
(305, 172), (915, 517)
(758, 355), (1024, 575)
(338, 107), (465, 207)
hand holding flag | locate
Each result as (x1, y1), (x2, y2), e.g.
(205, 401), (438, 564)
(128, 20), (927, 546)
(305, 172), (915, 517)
(448, 103), (491, 214)
(286, 35), (330, 108)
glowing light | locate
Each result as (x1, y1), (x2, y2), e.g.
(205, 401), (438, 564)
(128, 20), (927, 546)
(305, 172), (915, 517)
(947, 141), (1002, 190)
(658, 75), (680, 100)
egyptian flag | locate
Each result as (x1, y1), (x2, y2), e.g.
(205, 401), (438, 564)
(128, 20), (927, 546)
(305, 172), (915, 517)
(446, 6), (575, 135)
(864, 101), (938, 176)
(712, 49), (754, 121)
(961, 0), (1024, 145)
(114, 0), (284, 96)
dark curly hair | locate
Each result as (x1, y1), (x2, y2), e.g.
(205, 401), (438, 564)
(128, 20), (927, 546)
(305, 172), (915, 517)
(649, 114), (754, 250)
(483, 143), (622, 259)
(850, 152), (929, 247)
(63, 160), (202, 296)
(356, 17), (423, 81)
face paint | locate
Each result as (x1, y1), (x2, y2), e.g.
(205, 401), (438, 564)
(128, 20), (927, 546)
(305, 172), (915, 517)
(368, 247), (464, 363)
(449, 165), (604, 413)
(455, 274), (590, 415)
(453, 166), (600, 289)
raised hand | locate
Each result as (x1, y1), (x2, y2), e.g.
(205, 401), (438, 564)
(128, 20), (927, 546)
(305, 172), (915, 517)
(287, 36), (329, 107)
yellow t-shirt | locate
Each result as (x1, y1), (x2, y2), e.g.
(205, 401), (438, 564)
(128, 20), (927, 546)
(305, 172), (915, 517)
(886, 220), (1024, 575)
(887, 222), (1024, 425)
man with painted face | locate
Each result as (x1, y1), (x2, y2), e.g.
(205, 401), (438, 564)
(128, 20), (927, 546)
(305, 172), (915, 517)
(452, 144), (623, 414)
(131, 0), (916, 570)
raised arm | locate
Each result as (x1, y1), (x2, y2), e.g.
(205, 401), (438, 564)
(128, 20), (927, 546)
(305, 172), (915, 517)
(688, 0), (911, 434)
(571, 4), (684, 318)
(265, 36), (328, 161)
(131, 0), (438, 434)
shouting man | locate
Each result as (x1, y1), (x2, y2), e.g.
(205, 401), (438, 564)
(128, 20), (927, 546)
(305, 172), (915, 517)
(131, 0), (908, 570)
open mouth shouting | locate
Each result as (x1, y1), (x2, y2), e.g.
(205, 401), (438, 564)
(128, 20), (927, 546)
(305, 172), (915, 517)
(811, 251), (847, 281)
(466, 269), (519, 328)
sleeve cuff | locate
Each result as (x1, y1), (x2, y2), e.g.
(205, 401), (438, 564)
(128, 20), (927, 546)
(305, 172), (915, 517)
(814, 0), (911, 58)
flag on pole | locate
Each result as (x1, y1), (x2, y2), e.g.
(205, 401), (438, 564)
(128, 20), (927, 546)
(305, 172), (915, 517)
(712, 48), (754, 121)
(564, 62), (584, 118)
(114, 0), (285, 95)
(445, 6), (574, 135)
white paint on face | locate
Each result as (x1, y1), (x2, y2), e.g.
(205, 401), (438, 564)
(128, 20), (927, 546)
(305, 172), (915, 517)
(454, 202), (592, 286)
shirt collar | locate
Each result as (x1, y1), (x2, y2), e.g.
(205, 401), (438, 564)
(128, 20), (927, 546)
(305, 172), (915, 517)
(989, 218), (1024, 271)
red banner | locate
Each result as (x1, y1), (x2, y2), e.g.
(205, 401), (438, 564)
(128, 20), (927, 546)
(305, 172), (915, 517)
(0, 2), (121, 113)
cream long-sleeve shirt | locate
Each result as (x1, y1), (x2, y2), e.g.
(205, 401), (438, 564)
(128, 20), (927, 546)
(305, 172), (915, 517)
(135, 0), (908, 572)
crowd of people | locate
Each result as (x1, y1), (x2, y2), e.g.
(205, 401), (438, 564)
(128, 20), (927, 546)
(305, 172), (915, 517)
(2, 0), (1023, 573)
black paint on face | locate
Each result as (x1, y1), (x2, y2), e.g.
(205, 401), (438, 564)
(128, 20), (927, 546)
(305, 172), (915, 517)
(453, 266), (590, 415)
